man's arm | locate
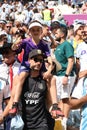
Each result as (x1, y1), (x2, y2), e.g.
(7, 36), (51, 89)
(76, 58), (80, 75)
(46, 75), (64, 118)
(43, 56), (53, 79)
(62, 57), (74, 85)
(66, 57), (74, 76)
(0, 98), (10, 124)
(76, 58), (87, 80)
(79, 70), (87, 79)
(69, 95), (87, 109)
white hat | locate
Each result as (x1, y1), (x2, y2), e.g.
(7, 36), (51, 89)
(29, 22), (42, 29)
(0, 30), (7, 36)
(0, 20), (7, 24)
(74, 23), (84, 32)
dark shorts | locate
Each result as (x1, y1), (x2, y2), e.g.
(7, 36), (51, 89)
(4, 115), (12, 130)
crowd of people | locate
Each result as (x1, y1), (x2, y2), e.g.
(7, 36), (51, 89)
(0, 0), (87, 130)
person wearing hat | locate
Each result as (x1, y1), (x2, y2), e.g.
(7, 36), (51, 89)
(2, 49), (64, 130)
(9, 20), (57, 116)
(0, 19), (7, 32)
(70, 22), (85, 58)
(20, 48), (54, 130)
(0, 42), (21, 130)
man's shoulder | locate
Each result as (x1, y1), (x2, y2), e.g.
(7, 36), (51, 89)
(13, 60), (21, 67)
(77, 41), (86, 50)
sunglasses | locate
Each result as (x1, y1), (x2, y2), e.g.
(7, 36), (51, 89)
(33, 57), (44, 63)
(82, 31), (87, 35)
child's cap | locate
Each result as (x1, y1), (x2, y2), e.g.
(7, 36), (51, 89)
(29, 21), (42, 29)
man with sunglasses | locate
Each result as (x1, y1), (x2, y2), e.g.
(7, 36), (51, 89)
(20, 49), (63, 130)
(1, 49), (64, 130)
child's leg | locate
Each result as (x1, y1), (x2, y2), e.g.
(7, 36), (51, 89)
(12, 71), (28, 103)
(9, 71), (28, 113)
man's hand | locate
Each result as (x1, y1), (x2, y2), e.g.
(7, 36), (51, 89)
(50, 103), (64, 119)
(79, 71), (87, 79)
(0, 115), (4, 124)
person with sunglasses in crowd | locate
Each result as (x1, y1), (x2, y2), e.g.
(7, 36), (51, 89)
(20, 49), (55, 130)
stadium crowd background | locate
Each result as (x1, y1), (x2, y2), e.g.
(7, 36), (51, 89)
(0, 0), (87, 130)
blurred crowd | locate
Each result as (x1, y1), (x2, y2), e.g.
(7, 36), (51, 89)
(0, 0), (87, 130)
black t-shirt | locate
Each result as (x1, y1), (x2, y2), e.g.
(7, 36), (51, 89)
(21, 75), (48, 129)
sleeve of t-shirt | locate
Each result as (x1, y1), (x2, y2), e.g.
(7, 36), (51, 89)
(16, 39), (27, 54)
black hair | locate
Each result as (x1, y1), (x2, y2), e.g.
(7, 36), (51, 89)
(50, 21), (60, 31)
(59, 26), (68, 38)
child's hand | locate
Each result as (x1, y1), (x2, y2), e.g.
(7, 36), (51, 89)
(42, 71), (52, 80)
(12, 36), (22, 50)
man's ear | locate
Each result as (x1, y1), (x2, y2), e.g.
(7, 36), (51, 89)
(61, 32), (64, 38)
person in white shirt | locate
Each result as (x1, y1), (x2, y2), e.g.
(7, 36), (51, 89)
(0, 42), (20, 130)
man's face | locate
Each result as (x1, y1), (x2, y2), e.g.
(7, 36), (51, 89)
(82, 26), (87, 43)
(55, 29), (62, 42)
(29, 55), (43, 71)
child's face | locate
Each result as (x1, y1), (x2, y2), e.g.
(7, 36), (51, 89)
(29, 26), (42, 38)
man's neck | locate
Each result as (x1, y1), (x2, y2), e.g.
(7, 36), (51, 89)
(30, 70), (40, 78)
(60, 39), (65, 44)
